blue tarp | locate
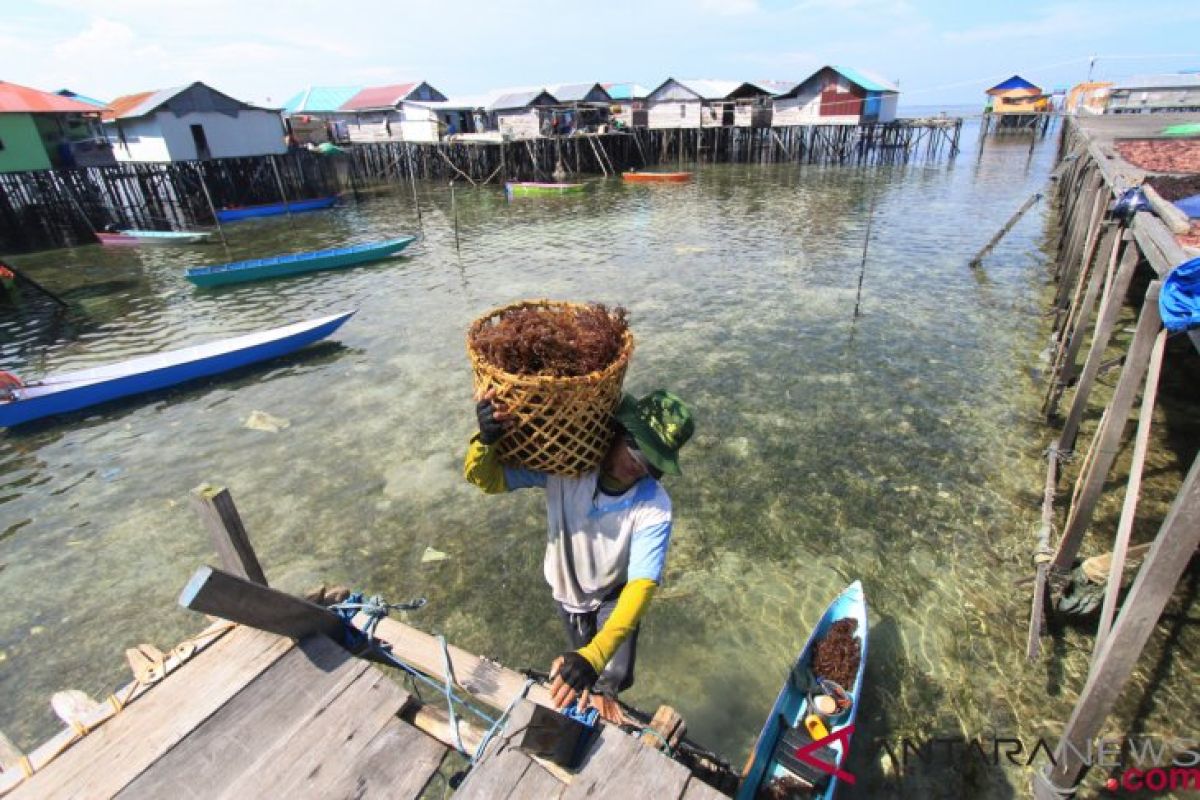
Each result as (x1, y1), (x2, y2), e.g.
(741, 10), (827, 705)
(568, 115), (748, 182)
(988, 75), (1040, 93)
(1161, 257), (1200, 332)
(1175, 194), (1200, 219)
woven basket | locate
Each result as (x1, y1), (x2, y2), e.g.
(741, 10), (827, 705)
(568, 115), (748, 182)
(467, 300), (634, 476)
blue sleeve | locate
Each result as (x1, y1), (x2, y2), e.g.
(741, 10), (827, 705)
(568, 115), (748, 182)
(628, 520), (671, 583)
(502, 466), (547, 490)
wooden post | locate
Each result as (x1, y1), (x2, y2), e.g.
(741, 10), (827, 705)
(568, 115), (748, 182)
(178, 565), (344, 640)
(1058, 240), (1140, 450)
(1035, 454), (1200, 798)
(195, 168), (229, 250)
(189, 484), (267, 585)
(1091, 329), (1167, 659)
(268, 155), (292, 219)
(450, 181), (460, 253)
(1027, 443), (1060, 660)
(968, 192), (1043, 268)
(1051, 282), (1162, 573)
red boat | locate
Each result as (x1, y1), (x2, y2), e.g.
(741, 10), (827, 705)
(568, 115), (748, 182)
(621, 171), (693, 183)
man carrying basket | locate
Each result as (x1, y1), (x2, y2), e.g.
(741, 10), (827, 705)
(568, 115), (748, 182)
(464, 388), (694, 723)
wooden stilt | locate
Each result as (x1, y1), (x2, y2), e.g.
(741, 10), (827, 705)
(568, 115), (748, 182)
(1051, 282), (1163, 573)
(1034, 453), (1200, 799)
(968, 191), (1042, 268)
(189, 484), (267, 585)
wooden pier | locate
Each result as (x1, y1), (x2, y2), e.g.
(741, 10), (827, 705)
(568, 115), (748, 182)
(0, 119), (963, 255)
(0, 485), (733, 800)
(1027, 112), (1199, 798)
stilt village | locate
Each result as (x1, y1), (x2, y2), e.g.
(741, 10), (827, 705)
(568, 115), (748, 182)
(1, 41), (1199, 800)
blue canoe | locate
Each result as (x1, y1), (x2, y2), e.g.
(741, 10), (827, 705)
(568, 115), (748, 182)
(0, 311), (354, 428)
(215, 196), (338, 222)
(186, 237), (416, 288)
(738, 581), (868, 800)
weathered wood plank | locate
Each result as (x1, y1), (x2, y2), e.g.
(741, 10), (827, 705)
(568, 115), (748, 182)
(179, 565), (344, 641)
(562, 725), (640, 799)
(115, 635), (369, 798)
(313, 717), (447, 800)
(564, 723), (691, 799)
(1037, 454), (1200, 797)
(683, 776), (733, 799)
(10, 625), (293, 799)
(454, 743), (534, 800)
(215, 668), (412, 798)
(509, 759), (567, 800)
(189, 484), (268, 585)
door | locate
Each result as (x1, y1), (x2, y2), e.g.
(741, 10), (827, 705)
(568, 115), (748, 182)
(190, 124), (212, 160)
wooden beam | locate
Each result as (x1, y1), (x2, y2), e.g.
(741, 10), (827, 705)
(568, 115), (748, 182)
(1058, 241), (1140, 451)
(189, 484), (267, 585)
(179, 565), (343, 641)
(1092, 329), (1167, 660)
(1052, 283), (1162, 573)
(1027, 443), (1060, 660)
(1141, 183), (1191, 235)
(1036, 453), (1200, 797)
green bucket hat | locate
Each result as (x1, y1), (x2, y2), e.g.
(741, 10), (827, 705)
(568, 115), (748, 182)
(614, 390), (695, 476)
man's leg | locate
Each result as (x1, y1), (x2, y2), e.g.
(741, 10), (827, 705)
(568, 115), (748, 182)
(555, 602), (597, 651)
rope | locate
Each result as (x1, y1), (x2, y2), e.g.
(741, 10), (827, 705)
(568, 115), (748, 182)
(470, 678), (535, 765)
(437, 635), (465, 753)
(639, 726), (674, 756)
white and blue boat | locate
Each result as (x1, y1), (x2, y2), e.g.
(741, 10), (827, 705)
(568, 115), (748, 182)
(738, 581), (868, 800)
(96, 230), (212, 245)
(215, 196), (338, 222)
(186, 237), (415, 288)
(0, 311), (354, 427)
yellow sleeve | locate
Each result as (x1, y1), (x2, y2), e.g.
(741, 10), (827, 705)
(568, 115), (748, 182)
(463, 435), (507, 494)
(577, 579), (657, 673)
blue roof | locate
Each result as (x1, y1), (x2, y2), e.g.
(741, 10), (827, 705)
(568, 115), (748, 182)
(831, 66), (898, 94)
(987, 75), (1040, 93)
(282, 86), (362, 114)
(56, 89), (107, 107)
(603, 82), (650, 100)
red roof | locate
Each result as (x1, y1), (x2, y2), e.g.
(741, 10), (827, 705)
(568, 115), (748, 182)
(340, 83), (418, 111)
(0, 81), (103, 113)
(102, 90), (157, 121)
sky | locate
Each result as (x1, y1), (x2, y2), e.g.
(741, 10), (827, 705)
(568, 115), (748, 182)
(2, 0), (1199, 108)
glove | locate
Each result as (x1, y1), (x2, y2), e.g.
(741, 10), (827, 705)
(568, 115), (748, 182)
(553, 651), (599, 692)
(476, 398), (506, 444)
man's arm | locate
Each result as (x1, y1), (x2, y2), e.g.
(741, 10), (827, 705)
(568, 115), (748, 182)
(576, 578), (657, 674)
(463, 435), (547, 493)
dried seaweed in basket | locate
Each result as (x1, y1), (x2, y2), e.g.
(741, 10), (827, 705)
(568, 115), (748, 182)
(811, 618), (861, 690)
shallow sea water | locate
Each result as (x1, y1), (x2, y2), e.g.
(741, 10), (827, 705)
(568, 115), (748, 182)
(1, 122), (1195, 798)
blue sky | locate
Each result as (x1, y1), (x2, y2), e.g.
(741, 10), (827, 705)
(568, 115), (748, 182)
(2, 0), (1198, 107)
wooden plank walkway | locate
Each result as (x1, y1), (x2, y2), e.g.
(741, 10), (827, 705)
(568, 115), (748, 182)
(5, 621), (734, 799)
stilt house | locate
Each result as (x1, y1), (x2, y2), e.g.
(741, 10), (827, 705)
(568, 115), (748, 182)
(547, 83), (613, 133)
(103, 82), (285, 162)
(488, 89), (558, 139)
(771, 67), (898, 126)
(1105, 74), (1200, 114)
(281, 87), (362, 144)
(984, 75), (1049, 115)
(0, 81), (110, 172)
(603, 82), (650, 127)
(337, 82), (449, 143)
(644, 79), (776, 129)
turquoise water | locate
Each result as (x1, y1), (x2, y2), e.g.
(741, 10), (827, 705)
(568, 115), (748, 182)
(1, 123), (1193, 797)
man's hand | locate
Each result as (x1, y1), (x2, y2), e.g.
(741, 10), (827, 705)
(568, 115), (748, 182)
(548, 652), (598, 713)
(474, 387), (512, 445)
(588, 693), (634, 726)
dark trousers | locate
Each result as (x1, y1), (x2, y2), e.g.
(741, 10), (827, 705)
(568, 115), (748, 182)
(555, 593), (639, 696)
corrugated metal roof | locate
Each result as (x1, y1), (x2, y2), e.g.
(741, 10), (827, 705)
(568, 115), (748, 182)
(831, 66), (898, 94)
(103, 82), (275, 121)
(0, 81), (103, 113)
(283, 86), (361, 114)
(340, 83), (418, 111)
(987, 75), (1040, 94)
(548, 83), (611, 102)
(488, 89), (557, 111)
(754, 79), (797, 95)
(56, 89), (108, 108)
(674, 79), (745, 99)
(1112, 73), (1200, 91)
(603, 82), (650, 100)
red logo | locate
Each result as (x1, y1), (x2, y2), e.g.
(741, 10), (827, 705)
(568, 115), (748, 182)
(794, 723), (856, 785)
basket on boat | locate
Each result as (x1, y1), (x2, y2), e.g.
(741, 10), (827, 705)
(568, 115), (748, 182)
(467, 299), (634, 476)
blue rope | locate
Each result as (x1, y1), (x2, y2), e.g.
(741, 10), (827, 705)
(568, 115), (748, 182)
(471, 677), (535, 765)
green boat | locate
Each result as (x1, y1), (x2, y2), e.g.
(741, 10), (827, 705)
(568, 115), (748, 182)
(185, 237), (416, 288)
(505, 181), (585, 198)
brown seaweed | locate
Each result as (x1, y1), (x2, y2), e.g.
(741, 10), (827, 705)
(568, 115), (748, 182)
(471, 303), (629, 377)
(811, 618), (861, 690)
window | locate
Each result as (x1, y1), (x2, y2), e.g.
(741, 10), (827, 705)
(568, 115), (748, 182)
(679, 103), (686, 118)
(0, 137), (5, 151)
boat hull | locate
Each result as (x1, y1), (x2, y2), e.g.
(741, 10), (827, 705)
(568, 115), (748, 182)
(215, 196), (338, 222)
(621, 171), (692, 183)
(737, 581), (868, 800)
(505, 182), (585, 197)
(97, 230), (212, 245)
(0, 312), (354, 427)
(186, 237), (415, 288)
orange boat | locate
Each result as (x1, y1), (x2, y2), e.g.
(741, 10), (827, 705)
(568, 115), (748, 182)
(621, 171), (693, 183)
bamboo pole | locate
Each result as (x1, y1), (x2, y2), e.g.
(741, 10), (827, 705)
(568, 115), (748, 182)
(268, 156), (292, 219)
(968, 191), (1042, 268)
(195, 168), (229, 250)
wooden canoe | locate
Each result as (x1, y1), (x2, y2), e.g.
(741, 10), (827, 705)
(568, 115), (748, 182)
(185, 237), (415, 288)
(621, 171), (692, 183)
(96, 230), (212, 246)
(0, 311), (354, 427)
(505, 182), (585, 197)
(737, 581), (868, 800)
(215, 196), (338, 222)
